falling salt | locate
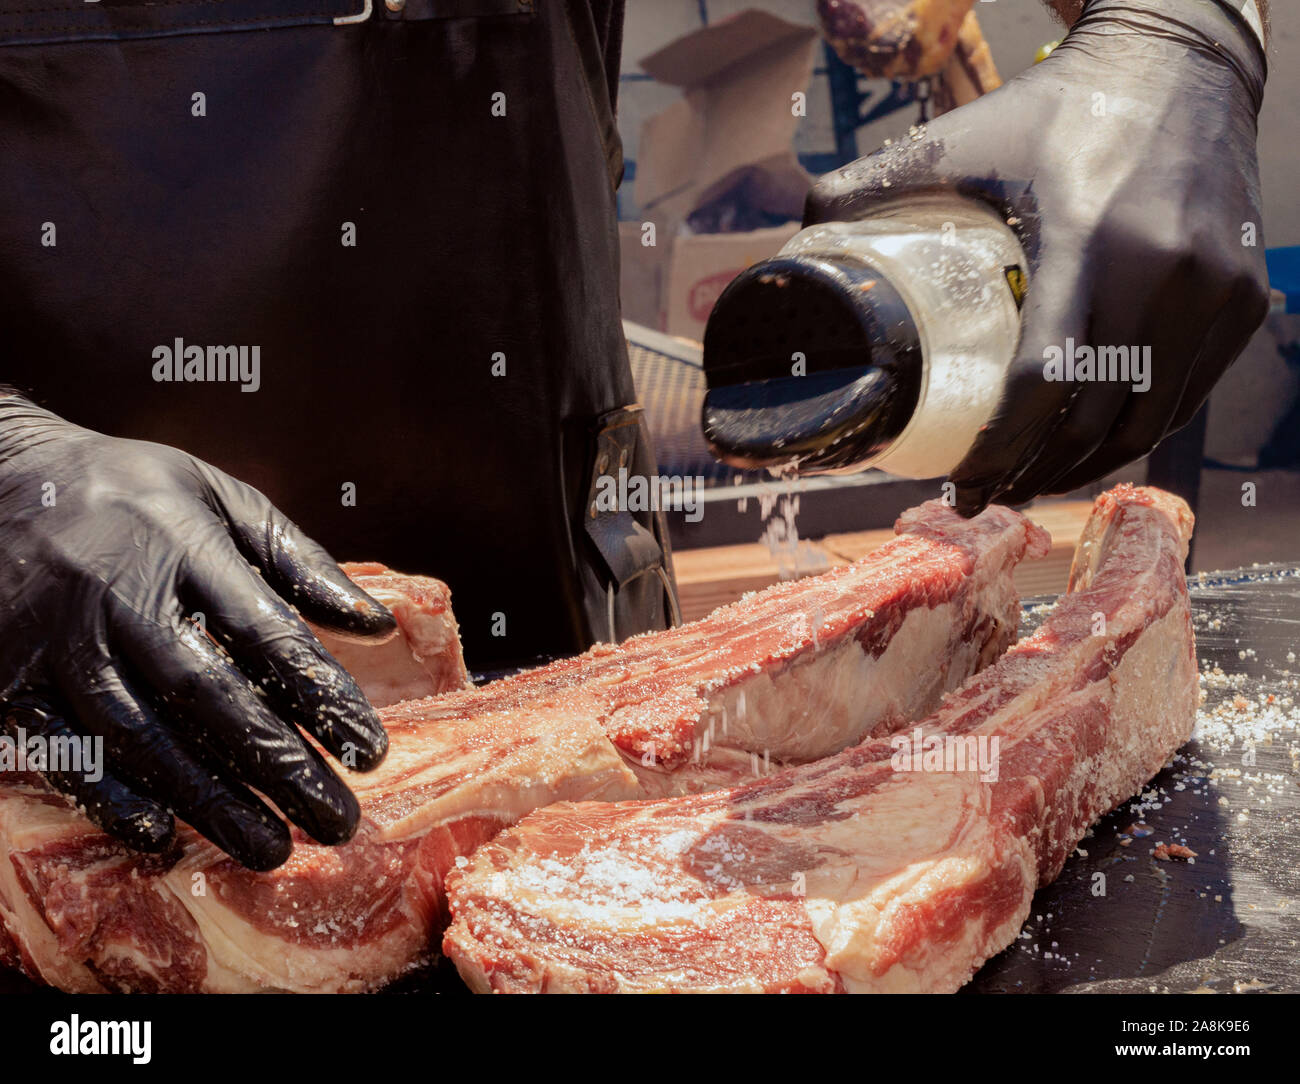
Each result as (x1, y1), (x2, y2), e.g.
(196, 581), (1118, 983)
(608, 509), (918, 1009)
(757, 468), (828, 580)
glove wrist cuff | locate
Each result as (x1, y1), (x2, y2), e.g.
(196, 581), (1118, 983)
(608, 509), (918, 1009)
(1079, 0), (1266, 110)
(0, 388), (37, 427)
(1213, 1), (1266, 54)
(0, 394), (79, 462)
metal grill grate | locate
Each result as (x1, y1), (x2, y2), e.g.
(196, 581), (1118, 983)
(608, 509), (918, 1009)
(623, 320), (747, 486)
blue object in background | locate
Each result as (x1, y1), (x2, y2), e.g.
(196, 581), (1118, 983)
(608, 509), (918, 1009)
(1266, 247), (1300, 313)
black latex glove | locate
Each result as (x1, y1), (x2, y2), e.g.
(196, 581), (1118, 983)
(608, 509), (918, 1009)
(0, 393), (396, 871)
(805, 0), (1270, 515)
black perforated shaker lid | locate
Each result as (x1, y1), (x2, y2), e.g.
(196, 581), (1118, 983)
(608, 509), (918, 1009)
(701, 254), (923, 474)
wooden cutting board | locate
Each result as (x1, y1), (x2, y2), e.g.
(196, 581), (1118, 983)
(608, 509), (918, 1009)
(672, 499), (1094, 623)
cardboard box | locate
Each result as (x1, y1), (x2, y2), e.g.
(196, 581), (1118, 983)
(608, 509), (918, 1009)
(619, 9), (819, 343)
(635, 9), (817, 225)
(618, 220), (668, 330)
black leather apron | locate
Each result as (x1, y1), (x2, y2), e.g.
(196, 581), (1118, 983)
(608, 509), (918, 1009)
(0, 0), (676, 671)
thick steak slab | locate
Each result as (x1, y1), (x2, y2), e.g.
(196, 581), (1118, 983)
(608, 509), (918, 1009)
(444, 486), (1197, 993)
(397, 501), (1047, 794)
(0, 502), (1043, 992)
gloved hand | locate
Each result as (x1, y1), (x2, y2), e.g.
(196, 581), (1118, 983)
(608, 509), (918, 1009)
(0, 392), (396, 871)
(805, 0), (1270, 515)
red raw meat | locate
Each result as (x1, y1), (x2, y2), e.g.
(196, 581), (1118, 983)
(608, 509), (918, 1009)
(309, 563), (469, 706)
(443, 486), (1197, 993)
(0, 501), (1043, 992)
(400, 501), (1046, 794)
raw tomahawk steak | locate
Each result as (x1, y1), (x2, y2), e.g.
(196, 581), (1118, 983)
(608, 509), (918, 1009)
(0, 502), (1043, 992)
(391, 501), (1046, 795)
(444, 486), (1198, 993)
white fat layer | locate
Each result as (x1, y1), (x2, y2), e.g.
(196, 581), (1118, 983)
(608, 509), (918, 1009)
(700, 601), (985, 762)
(312, 623), (439, 708)
(0, 797), (107, 993)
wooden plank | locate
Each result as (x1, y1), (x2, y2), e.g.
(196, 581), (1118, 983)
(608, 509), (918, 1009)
(673, 499), (1096, 622)
(672, 539), (843, 623)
